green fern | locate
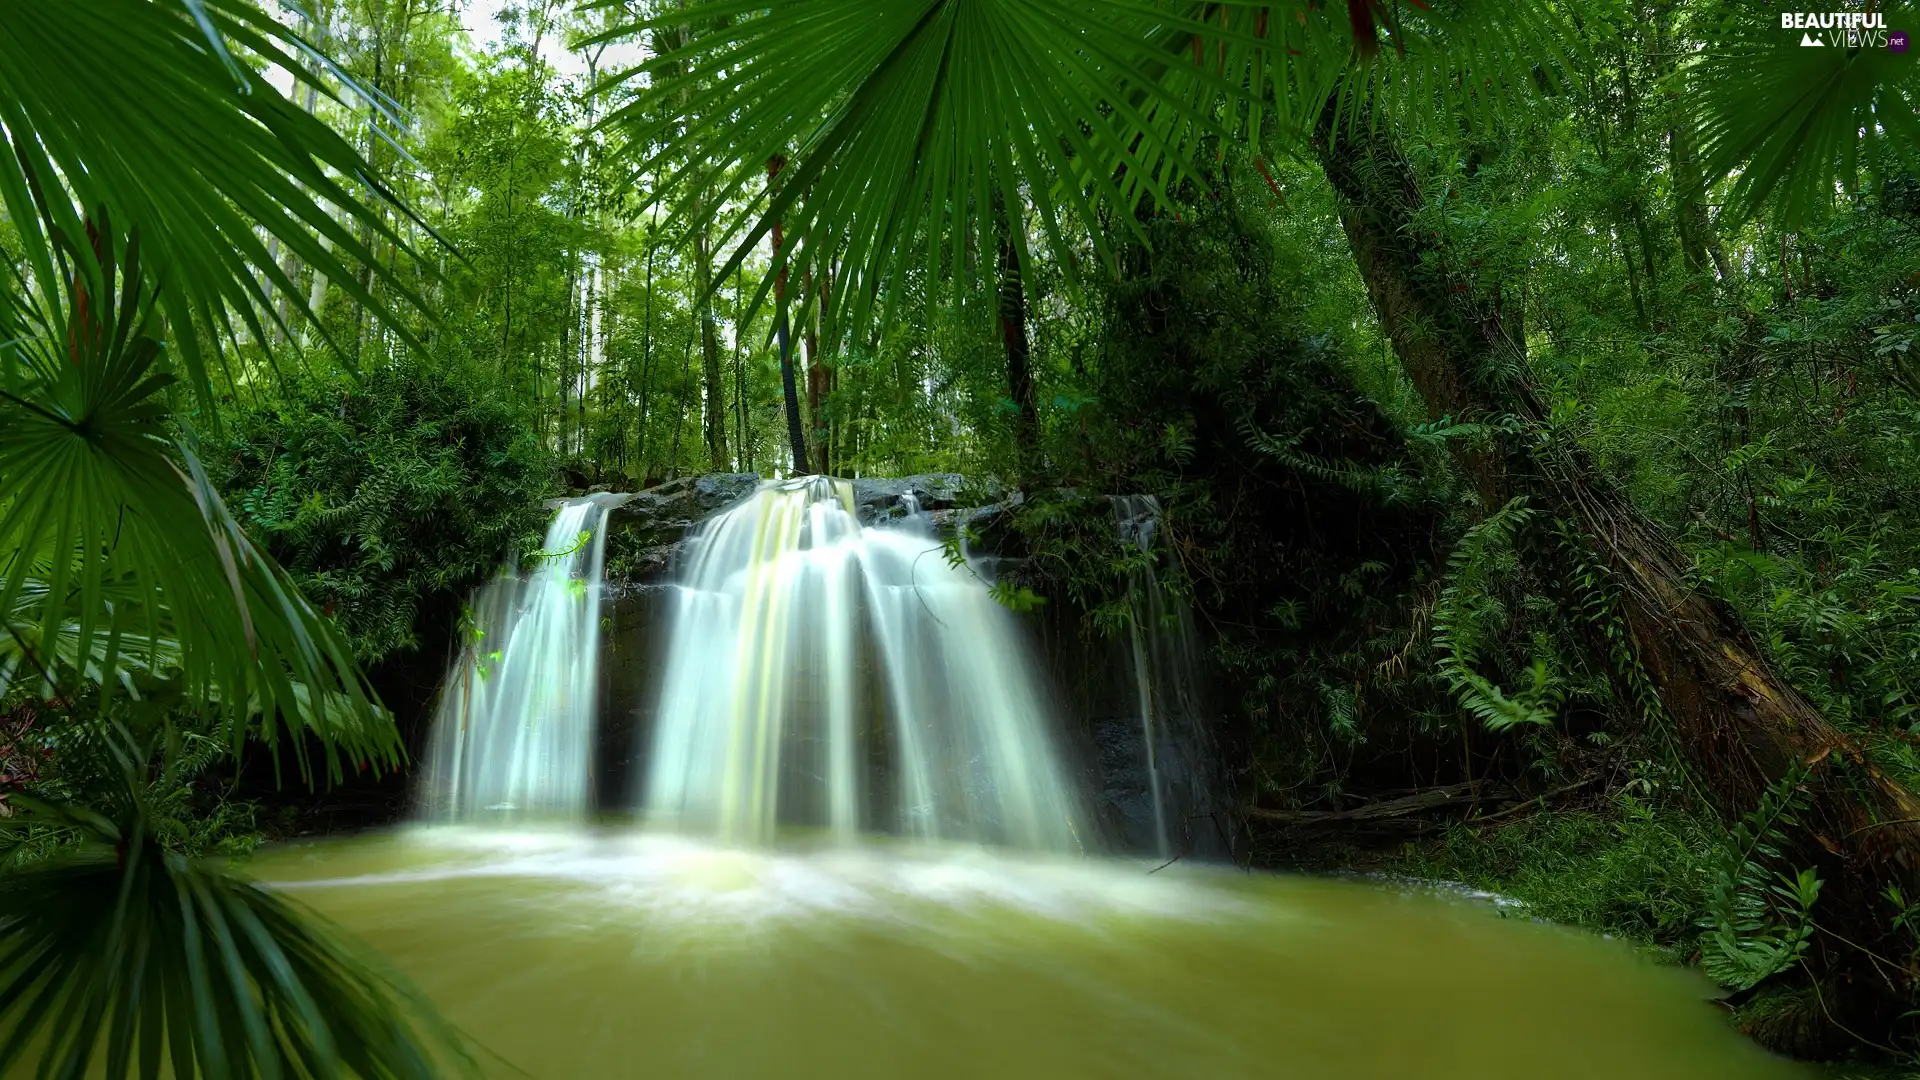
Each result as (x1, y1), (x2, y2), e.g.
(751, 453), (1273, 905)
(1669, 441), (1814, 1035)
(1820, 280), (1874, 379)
(1238, 416), (1409, 502)
(1404, 415), (1504, 446)
(1431, 497), (1559, 731)
(1319, 681), (1365, 746)
(1699, 767), (1822, 992)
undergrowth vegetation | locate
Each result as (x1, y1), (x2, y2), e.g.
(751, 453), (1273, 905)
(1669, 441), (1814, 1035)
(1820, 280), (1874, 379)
(1385, 794), (1721, 953)
(216, 358), (553, 666)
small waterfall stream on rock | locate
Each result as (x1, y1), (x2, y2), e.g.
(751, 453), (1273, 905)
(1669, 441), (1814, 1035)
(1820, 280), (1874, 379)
(419, 494), (618, 820)
(1108, 493), (1220, 860)
(643, 476), (1081, 851)
(1113, 495), (1173, 858)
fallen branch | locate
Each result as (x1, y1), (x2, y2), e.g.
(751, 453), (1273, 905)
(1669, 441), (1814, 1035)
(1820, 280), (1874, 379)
(1243, 780), (1502, 827)
(1460, 775), (1604, 826)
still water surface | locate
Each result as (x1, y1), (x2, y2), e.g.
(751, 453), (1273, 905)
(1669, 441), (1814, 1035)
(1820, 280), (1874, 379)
(251, 828), (1808, 1080)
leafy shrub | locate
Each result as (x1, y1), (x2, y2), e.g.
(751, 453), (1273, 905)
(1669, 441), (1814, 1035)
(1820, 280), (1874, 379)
(1388, 792), (1723, 952)
(215, 358), (552, 664)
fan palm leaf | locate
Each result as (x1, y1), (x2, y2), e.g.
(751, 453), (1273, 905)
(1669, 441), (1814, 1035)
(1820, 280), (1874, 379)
(1687, 2), (1920, 225)
(593, 0), (1577, 340)
(0, 0), (437, 406)
(0, 215), (392, 779)
(0, 729), (470, 1080)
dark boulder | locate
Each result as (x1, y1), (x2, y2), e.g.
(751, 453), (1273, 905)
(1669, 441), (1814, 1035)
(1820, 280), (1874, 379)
(599, 473), (760, 585)
(850, 473), (999, 525)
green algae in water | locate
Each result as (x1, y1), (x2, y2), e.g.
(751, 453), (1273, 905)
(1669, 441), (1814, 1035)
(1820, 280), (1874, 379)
(253, 827), (1810, 1080)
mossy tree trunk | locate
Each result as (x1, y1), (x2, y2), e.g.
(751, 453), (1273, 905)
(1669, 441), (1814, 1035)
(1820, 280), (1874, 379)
(1316, 106), (1920, 1028)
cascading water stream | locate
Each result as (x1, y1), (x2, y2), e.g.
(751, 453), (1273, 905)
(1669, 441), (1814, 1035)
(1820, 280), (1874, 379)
(642, 476), (1082, 852)
(1113, 495), (1172, 859)
(420, 494), (619, 820)
(1108, 493), (1222, 860)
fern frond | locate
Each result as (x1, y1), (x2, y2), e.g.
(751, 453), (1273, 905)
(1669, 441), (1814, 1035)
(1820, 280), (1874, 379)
(1430, 497), (1557, 731)
(1699, 766), (1822, 991)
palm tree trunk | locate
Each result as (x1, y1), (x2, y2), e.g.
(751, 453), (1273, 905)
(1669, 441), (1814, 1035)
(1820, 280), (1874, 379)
(1317, 107), (1920, 1022)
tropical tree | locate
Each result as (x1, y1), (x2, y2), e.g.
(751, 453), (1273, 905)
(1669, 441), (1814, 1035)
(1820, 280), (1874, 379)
(0, 1), (466, 1074)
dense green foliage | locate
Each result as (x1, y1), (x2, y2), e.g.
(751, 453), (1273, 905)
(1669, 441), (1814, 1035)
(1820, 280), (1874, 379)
(1392, 794), (1721, 952)
(5, 0), (1920, 1074)
(217, 360), (552, 664)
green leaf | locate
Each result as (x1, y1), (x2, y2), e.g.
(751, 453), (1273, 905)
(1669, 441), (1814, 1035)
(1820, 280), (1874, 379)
(0, 216), (394, 782)
(1688, 4), (1920, 226)
(0, 0), (441, 409)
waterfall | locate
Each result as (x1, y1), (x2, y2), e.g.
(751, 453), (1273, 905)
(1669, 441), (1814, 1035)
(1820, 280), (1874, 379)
(420, 495), (619, 821)
(1111, 494), (1216, 860)
(641, 476), (1082, 852)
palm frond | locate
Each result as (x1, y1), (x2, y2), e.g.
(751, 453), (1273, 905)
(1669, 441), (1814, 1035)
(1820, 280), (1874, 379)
(0, 0), (437, 407)
(1689, 3), (1920, 225)
(597, 0), (1232, 339)
(0, 215), (392, 781)
(0, 736), (471, 1080)
(593, 0), (1575, 343)
(1147, 0), (1578, 162)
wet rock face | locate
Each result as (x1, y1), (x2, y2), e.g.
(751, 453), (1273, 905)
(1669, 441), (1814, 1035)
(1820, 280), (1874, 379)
(600, 473), (1019, 586)
(601, 474), (760, 585)
(849, 474), (1000, 525)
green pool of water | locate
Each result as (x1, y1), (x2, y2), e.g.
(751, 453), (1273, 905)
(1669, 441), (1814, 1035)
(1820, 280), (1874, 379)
(250, 828), (1807, 1079)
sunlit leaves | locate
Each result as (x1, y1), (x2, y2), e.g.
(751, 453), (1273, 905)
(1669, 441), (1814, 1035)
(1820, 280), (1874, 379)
(0, 0), (436, 406)
(0, 219), (393, 782)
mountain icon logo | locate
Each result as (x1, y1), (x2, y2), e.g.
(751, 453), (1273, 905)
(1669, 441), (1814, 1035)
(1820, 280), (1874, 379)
(1800, 32), (1825, 45)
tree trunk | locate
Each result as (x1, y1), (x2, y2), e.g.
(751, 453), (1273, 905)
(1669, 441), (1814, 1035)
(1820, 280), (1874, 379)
(768, 156), (809, 473)
(1670, 124), (1733, 283)
(995, 206), (1039, 469)
(635, 222), (657, 479)
(696, 223), (729, 470)
(733, 264), (751, 472)
(1317, 110), (1920, 1027)
(806, 267), (833, 476)
(668, 335), (693, 481)
(1651, 8), (1733, 283)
